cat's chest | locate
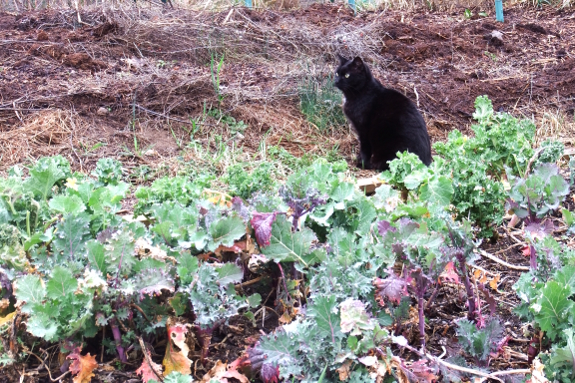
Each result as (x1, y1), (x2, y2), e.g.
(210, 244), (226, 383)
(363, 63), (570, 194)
(342, 96), (371, 126)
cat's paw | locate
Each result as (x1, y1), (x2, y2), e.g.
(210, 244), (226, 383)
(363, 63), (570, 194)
(356, 158), (373, 169)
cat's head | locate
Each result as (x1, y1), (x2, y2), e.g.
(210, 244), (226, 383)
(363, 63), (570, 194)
(334, 55), (371, 92)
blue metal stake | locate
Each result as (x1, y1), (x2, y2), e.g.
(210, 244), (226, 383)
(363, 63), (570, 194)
(348, 0), (356, 13)
(245, 0), (252, 8)
(495, 0), (504, 22)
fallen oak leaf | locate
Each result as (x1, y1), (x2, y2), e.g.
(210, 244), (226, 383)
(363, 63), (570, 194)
(162, 321), (192, 376)
(200, 360), (250, 383)
(136, 350), (163, 383)
(67, 347), (98, 383)
(488, 274), (501, 291)
(439, 262), (459, 284)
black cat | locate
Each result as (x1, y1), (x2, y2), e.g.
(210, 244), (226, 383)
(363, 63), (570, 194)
(334, 55), (432, 170)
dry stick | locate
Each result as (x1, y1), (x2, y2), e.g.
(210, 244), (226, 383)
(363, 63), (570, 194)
(469, 263), (498, 276)
(478, 369), (531, 382)
(28, 351), (71, 382)
(476, 249), (529, 271)
(524, 146), (546, 177)
(138, 337), (164, 383)
(494, 241), (524, 255)
(100, 325), (106, 363)
(389, 344), (506, 383)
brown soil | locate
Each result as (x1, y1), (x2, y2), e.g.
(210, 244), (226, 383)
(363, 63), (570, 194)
(1, 4), (574, 174)
(1, 3), (575, 382)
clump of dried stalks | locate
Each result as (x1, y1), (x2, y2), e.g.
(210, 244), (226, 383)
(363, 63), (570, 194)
(0, 110), (87, 170)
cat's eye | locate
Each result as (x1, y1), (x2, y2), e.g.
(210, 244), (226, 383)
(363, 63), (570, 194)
(344, 73), (350, 78)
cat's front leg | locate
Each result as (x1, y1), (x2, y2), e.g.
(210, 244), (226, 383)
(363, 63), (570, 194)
(357, 139), (373, 169)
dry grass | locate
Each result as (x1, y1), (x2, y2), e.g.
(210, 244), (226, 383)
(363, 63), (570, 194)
(535, 108), (575, 148)
(1, 0), (570, 15)
(0, 109), (88, 170)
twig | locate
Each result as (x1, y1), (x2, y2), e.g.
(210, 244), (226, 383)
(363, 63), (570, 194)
(469, 263), (498, 276)
(385, 344), (506, 383)
(130, 303), (153, 323)
(476, 249), (529, 271)
(478, 369), (531, 382)
(28, 351), (72, 382)
(235, 276), (263, 290)
(524, 147), (546, 177)
(137, 337), (164, 383)
(494, 242), (524, 255)
(100, 325), (106, 363)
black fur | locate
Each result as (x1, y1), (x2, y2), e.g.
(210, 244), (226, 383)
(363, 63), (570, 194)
(334, 55), (432, 170)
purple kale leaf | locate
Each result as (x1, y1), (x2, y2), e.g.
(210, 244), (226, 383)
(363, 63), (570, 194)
(250, 212), (278, 247)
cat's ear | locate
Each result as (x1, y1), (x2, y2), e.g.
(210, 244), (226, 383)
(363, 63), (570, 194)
(337, 54), (348, 66)
(352, 57), (365, 70)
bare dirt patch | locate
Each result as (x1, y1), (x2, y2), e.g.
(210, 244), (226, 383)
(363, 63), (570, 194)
(1, 4), (574, 174)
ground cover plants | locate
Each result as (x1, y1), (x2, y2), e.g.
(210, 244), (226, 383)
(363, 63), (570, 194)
(0, 95), (573, 382)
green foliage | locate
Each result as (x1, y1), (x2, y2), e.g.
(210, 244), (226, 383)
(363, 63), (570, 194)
(261, 214), (321, 268)
(507, 163), (570, 220)
(0, 92), (571, 382)
(177, 260), (250, 329)
(25, 155), (71, 200)
(15, 267), (97, 342)
(431, 95), (537, 236)
(300, 74), (347, 132)
(224, 162), (276, 199)
(0, 223), (28, 272)
(456, 318), (503, 365)
(133, 176), (208, 216)
(514, 265), (575, 381)
(92, 158), (123, 185)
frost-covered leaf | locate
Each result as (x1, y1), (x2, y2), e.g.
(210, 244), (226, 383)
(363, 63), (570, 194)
(26, 312), (58, 340)
(456, 318), (503, 362)
(162, 323), (192, 376)
(377, 220), (396, 237)
(216, 263), (244, 285)
(105, 228), (136, 275)
(48, 195), (86, 216)
(257, 330), (300, 377)
(261, 363), (280, 383)
(524, 218), (554, 240)
(67, 348), (98, 383)
(250, 212), (278, 247)
(339, 298), (373, 336)
(133, 268), (175, 300)
(208, 216), (246, 252)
